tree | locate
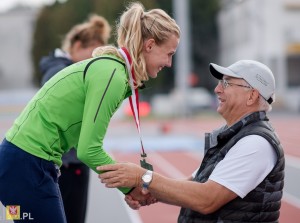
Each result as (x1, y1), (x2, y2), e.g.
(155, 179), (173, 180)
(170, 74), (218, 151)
(31, 0), (158, 86)
(190, 0), (220, 90)
(31, 0), (220, 95)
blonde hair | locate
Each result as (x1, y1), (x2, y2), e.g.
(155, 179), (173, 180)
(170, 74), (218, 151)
(93, 2), (180, 87)
(62, 14), (111, 53)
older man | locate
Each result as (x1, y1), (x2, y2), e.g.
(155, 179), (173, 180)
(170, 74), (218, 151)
(98, 60), (285, 223)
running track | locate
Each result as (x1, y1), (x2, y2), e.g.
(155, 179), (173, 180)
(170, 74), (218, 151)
(109, 114), (300, 223)
(0, 89), (299, 222)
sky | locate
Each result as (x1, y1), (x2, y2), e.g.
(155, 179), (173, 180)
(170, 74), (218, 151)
(0, 0), (55, 13)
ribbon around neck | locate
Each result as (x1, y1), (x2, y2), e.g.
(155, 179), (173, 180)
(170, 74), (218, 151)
(118, 47), (147, 157)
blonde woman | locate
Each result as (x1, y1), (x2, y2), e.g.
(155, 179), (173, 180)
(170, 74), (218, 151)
(0, 2), (180, 223)
(39, 14), (111, 223)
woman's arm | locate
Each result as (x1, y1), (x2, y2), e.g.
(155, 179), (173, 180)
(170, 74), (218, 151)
(77, 58), (131, 194)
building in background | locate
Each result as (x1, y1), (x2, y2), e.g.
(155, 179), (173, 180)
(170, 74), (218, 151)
(0, 7), (37, 90)
(218, 0), (300, 112)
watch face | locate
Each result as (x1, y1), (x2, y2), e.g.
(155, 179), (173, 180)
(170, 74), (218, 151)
(143, 175), (151, 183)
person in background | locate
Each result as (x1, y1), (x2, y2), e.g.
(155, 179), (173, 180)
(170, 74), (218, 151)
(98, 60), (285, 223)
(0, 2), (180, 223)
(39, 14), (111, 223)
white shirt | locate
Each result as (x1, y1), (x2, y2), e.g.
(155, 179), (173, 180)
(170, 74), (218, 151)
(193, 135), (277, 198)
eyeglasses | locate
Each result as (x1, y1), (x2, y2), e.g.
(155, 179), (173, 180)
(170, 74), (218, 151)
(219, 79), (252, 89)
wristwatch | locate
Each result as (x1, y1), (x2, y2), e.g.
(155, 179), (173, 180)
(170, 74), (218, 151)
(142, 170), (153, 190)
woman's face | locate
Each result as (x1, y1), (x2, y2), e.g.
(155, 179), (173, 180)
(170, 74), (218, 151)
(143, 34), (179, 78)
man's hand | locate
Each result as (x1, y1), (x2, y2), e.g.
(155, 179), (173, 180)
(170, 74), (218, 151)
(126, 187), (157, 210)
(97, 162), (145, 188)
(97, 163), (158, 209)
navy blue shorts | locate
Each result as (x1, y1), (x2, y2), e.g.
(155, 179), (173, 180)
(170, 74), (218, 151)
(0, 139), (66, 223)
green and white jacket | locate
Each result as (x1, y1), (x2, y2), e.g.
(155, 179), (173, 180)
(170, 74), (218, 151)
(6, 55), (132, 193)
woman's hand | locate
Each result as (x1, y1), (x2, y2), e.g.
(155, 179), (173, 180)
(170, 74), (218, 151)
(125, 194), (141, 210)
(125, 188), (158, 210)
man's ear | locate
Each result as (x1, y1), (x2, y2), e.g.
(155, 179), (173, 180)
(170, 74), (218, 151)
(143, 38), (155, 52)
(247, 89), (260, 105)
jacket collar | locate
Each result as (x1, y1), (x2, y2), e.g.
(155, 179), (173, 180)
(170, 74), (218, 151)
(209, 111), (268, 148)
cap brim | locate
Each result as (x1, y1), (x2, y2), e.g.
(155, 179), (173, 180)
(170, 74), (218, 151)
(209, 63), (241, 80)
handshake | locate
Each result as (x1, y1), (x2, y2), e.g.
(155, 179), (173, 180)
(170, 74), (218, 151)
(97, 162), (158, 209)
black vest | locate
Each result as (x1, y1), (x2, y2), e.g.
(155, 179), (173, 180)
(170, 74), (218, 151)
(178, 112), (285, 223)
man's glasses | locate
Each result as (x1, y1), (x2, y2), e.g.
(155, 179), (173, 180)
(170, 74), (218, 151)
(219, 79), (252, 89)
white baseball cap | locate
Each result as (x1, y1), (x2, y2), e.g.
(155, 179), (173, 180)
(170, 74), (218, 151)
(209, 60), (275, 104)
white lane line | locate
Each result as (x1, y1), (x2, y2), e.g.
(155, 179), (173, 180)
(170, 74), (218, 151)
(111, 152), (143, 223)
(117, 192), (143, 223)
(285, 154), (300, 169)
(148, 151), (186, 178)
(282, 155), (300, 210)
(184, 150), (203, 162)
(283, 191), (300, 209)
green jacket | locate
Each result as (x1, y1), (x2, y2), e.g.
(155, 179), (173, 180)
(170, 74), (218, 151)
(6, 55), (132, 193)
